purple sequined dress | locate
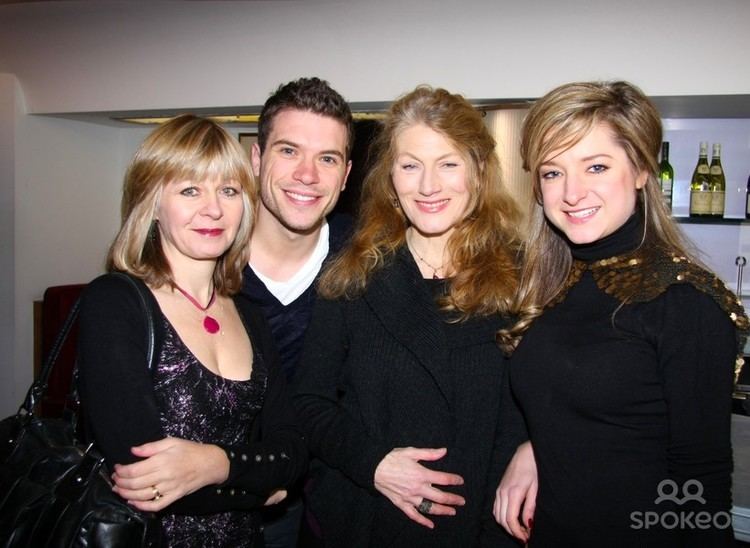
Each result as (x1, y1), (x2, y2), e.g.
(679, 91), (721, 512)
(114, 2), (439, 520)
(152, 318), (267, 547)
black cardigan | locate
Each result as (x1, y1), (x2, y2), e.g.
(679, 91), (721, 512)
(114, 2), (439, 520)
(77, 273), (308, 515)
(293, 247), (519, 547)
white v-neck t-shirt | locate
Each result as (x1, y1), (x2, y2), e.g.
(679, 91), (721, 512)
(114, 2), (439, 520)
(250, 222), (330, 306)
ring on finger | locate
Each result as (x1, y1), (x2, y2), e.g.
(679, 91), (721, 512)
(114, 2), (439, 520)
(151, 485), (162, 501)
(417, 498), (433, 514)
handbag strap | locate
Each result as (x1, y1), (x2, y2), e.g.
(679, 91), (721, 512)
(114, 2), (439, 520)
(112, 272), (156, 371)
(21, 297), (83, 413)
(20, 272), (156, 415)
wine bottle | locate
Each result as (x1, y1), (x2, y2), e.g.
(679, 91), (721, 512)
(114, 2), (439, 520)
(689, 142), (711, 217)
(658, 141), (674, 210)
(708, 143), (726, 218)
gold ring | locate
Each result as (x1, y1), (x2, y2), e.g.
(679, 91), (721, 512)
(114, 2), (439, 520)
(151, 486), (162, 501)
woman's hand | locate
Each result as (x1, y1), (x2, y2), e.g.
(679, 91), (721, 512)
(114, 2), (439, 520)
(493, 441), (538, 542)
(111, 437), (230, 511)
(263, 489), (288, 506)
(373, 447), (465, 529)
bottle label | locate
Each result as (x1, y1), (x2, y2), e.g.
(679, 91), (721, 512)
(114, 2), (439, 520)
(661, 177), (673, 197)
(660, 178), (673, 210)
(690, 190), (712, 215)
(710, 190), (725, 216)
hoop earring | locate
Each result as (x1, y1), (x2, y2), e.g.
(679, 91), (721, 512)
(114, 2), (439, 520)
(636, 186), (648, 246)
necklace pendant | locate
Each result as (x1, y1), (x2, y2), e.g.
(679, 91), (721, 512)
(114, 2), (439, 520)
(203, 315), (220, 334)
(432, 272), (439, 280)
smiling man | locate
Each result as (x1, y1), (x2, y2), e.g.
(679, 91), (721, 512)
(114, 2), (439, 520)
(240, 77), (353, 548)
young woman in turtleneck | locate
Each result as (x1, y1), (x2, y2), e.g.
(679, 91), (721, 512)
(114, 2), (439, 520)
(493, 81), (748, 547)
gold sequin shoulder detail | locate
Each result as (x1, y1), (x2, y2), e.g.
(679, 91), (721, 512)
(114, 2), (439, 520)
(552, 246), (749, 384)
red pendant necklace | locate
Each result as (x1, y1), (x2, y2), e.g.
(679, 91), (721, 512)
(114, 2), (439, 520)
(173, 283), (221, 334)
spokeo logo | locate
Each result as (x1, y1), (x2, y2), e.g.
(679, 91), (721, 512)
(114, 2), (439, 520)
(630, 479), (732, 530)
(654, 479), (705, 505)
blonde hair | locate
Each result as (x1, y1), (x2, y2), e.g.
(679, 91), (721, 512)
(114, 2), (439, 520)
(499, 80), (697, 353)
(106, 115), (257, 295)
(319, 85), (522, 318)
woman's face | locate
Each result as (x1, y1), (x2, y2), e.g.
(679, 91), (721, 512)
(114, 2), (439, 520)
(539, 123), (647, 245)
(391, 124), (471, 240)
(155, 177), (244, 266)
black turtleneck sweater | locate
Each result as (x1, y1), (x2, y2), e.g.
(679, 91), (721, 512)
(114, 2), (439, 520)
(510, 214), (738, 547)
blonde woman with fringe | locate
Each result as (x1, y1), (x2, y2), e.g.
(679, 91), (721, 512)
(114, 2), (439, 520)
(293, 86), (522, 547)
(493, 81), (748, 547)
(77, 115), (307, 547)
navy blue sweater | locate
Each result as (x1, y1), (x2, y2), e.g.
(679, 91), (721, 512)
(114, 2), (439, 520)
(239, 214), (352, 382)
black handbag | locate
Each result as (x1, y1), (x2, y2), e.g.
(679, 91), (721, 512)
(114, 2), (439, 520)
(0, 273), (163, 547)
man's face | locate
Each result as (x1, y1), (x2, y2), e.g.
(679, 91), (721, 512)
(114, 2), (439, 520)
(252, 109), (351, 235)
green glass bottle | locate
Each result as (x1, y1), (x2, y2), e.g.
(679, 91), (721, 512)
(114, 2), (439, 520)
(658, 142), (674, 211)
(689, 142), (711, 217)
(708, 143), (726, 218)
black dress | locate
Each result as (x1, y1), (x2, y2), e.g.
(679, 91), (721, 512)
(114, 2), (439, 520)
(155, 319), (266, 546)
(509, 213), (746, 547)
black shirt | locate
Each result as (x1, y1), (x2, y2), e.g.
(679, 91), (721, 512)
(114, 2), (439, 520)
(510, 215), (737, 547)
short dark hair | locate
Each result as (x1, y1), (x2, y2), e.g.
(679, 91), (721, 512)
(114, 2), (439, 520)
(257, 77), (354, 159)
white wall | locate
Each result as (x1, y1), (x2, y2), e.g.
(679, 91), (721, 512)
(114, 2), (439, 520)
(0, 0), (749, 115)
(7, 116), (151, 415)
(0, 75), (19, 411)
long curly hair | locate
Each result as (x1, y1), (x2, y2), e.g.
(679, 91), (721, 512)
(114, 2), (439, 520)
(318, 85), (522, 318)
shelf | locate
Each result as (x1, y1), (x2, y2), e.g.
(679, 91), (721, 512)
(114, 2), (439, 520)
(674, 216), (750, 225)
(651, 95), (750, 119)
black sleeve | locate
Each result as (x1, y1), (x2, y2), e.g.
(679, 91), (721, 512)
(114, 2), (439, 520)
(292, 297), (392, 491)
(479, 359), (528, 547)
(656, 284), (736, 546)
(77, 274), (164, 467)
(216, 299), (309, 495)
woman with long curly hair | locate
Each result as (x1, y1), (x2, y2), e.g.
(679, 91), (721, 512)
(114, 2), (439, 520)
(293, 85), (522, 547)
